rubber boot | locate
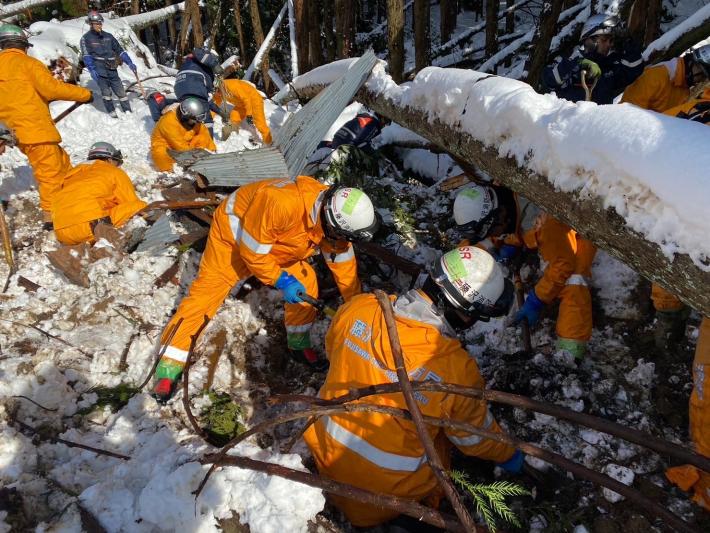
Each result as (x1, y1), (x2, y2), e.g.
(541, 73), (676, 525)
(556, 338), (587, 360)
(654, 308), (690, 350)
(151, 358), (184, 403)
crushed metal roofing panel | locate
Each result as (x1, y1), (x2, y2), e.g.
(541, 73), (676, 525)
(274, 50), (377, 178)
(168, 148), (213, 168)
(187, 146), (290, 186)
(136, 214), (180, 254)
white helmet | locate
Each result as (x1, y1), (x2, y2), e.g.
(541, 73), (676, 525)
(453, 184), (500, 242)
(322, 186), (379, 242)
(580, 14), (619, 42)
(428, 246), (513, 318)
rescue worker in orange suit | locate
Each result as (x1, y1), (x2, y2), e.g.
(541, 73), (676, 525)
(51, 142), (146, 245)
(0, 24), (92, 222)
(151, 177), (380, 402)
(150, 97), (216, 172)
(621, 44), (710, 349)
(652, 90), (710, 511)
(304, 246), (522, 527)
(453, 184), (596, 359)
(213, 78), (272, 144)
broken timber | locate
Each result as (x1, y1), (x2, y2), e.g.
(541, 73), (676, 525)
(283, 76), (710, 316)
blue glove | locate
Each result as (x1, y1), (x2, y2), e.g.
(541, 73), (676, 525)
(83, 55), (99, 82)
(497, 450), (525, 474)
(275, 271), (305, 304)
(513, 289), (544, 327)
(120, 51), (137, 74)
(494, 244), (519, 263)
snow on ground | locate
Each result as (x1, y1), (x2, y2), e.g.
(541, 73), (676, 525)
(282, 59), (710, 269)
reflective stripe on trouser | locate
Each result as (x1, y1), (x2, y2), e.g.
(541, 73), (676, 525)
(556, 282), (592, 343)
(651, 283), (684, 312)
(283, 260), (318, 350)
(97, 73), (130, 114)
(305, 417), (449, 527)
(55, 221), (94, 246)
(158, 210), (250, 363)
(19, 143), (72, 212)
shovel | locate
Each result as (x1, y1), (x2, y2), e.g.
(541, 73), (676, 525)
(298, 293), (337, 318)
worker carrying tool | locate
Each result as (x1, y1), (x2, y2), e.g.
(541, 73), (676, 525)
(151, 176), (380, 402)
(304, 246), (522, 527)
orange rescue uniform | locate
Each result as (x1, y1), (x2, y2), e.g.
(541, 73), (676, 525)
(304, 290), (515, 526)
(661, 91), (710, 510)
(0, 48), (91, 211)
(150, 108), (216, 172)
(158, 175), (361, 364)
(51, 160), (147, 245)
(213, 79), (272, 144)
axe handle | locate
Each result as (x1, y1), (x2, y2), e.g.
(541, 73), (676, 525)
(52, 101), (86, 124)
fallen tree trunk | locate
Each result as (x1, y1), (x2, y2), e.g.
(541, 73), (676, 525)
(283, 73), (710, 316)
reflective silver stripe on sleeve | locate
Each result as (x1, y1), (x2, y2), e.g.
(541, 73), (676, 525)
(324, 246), (355, 263)
(285, 322), (314, 333)
(311, 190), (325, 225)
(323, 416), (427, 472)
(225, 192), (242, 242)
(621, 57), (643, 68)
(552, 64), (563, 85)
(240, 227), (273, 254)
(162, 345), (189, 363)
(565, 274), (589, 287)
(448, 409), (494, 447)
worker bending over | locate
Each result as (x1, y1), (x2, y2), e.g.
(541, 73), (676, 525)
(453, 184), (596, 359)
(52, 142), (146, 245)
(304, 246), (522, 527)
(150, 97), (216, 172)
(152, 176), (380, 402)
(213, 78), (272, 143)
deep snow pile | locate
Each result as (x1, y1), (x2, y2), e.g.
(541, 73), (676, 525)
(279, 59), (710, 270)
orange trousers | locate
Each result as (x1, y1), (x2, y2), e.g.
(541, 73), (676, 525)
(651, 284), (684, 312)
(158, 209), (319, 364)
(667, 317), (710, 510)
(19, 143), (72, 212)
(556, 238), (596, 345)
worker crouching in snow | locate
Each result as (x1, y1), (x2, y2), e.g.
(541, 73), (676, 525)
(151, 176), (380, 402)
(453, 184), (596, 360)
(51, 142), (146, 246)
(213, 77), (272, 144)
(304, 246), (523, 527)
(0, 24), (92, 222)
(150, 97), (216, 172)
(658, 90), (710, 512)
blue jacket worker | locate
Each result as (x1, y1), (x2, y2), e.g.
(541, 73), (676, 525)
(174, 48), (224, 136)
(80, 10), (137, 117)
(543, 14), (644, 104)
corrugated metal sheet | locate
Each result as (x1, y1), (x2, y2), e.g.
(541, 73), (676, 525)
(187, 146), (290, 186)
(136, 214), (180, 254)
(168, 148), (213, 168)
(274, 51), (378, 178)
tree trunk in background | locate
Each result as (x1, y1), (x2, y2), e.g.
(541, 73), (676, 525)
(440, 0), (457, 44)
(177, 8), (192, 64)
(308, 0), (324, 69)
(323, 0), (336, 61)
(413, 0), (430, 74)
(387, 0), (405, 83)
(294, 0), (309, 73)
(233, 0), (248, 63)
(485, 0), (498, 57)
(627, 0), (648, 46)
(165, 0), (177, 50)
(188, 0), (204, 48)
(131, 0), (149, 51)
(335, 0), (355, 58)
(643, 0), (662, 47)
(506, 0), (515, 34)
(249, 0), (271, 92)
(151, 25), (163, 63)
(525, 0), (564, 89)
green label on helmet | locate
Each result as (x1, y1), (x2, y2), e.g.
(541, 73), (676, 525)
(341, 189), (363, 216)
(443, 249), (467, 280)
(461, 188), (481, 200)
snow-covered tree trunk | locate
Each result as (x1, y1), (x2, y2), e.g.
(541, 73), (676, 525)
(233, 0), (247, 63)
(247, 0), (275, 91)
(506, 0), (515, 34)
(414, 0), (430, 74)
(440, 0), (457, 45)
(285, 77), (710, 316)
(288, 0), (300, 77)
(121, 1), (185, 32)
(526, 0), (564, 89)
(485, 0), (498, 59)
(643, 4), (710, 63)
(387, 0), (405, 83)
(0, 0), (55, 18)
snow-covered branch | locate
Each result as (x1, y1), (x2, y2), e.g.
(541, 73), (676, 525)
(278, 61), (710, 315)
(643, 4), (710, 63)
(122, 2), (185, 31)
(0, 0), (55, 18)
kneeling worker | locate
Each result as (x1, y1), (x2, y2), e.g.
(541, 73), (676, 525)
(150, 97), (216, 172)
(304, 246), (522, 527)
(453, 184), (596, 359)
(52, 142), (146, 245)
(152, 176), (380, 401)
